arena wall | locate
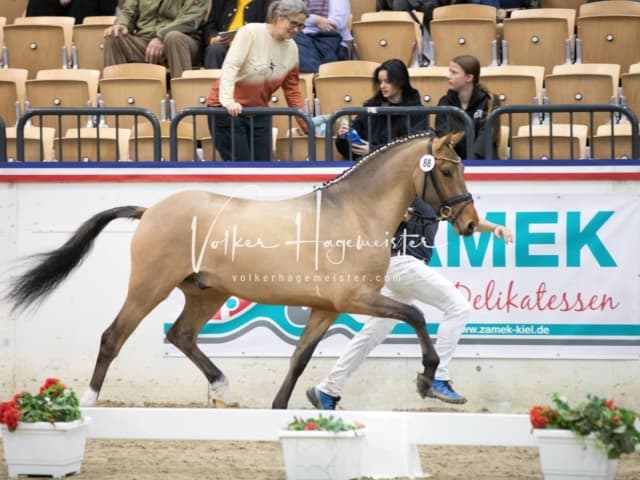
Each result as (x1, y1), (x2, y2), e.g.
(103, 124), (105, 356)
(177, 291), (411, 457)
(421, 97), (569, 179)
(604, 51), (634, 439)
(0, 163), (638, 413)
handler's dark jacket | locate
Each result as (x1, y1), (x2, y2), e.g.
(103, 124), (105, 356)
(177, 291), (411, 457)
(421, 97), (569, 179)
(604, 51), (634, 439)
(392, 198), (439, 264)
(435, 84), (500, 160)
(202, 0), (271, 46)
(336, 89), (428, 160)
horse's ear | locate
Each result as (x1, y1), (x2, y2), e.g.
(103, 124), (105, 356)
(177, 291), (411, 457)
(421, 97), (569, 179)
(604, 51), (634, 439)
(449, 131), (466, 147)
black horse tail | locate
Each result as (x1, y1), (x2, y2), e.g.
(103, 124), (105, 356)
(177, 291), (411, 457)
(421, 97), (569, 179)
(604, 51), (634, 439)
(7, 206), (146, 312)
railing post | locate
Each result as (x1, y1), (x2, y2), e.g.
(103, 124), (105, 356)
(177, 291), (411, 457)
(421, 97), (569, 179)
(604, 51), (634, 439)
(0, 117), (6, 162)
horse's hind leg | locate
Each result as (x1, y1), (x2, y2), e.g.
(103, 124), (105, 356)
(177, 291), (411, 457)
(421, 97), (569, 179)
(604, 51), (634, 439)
(272, 309), (338, 409)
(166, 289), (231, 406)
(81, 287), (172, 406)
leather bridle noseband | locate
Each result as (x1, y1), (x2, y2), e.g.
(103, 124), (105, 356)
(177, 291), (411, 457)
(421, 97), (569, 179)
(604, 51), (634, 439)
(421, 136), (474, 224)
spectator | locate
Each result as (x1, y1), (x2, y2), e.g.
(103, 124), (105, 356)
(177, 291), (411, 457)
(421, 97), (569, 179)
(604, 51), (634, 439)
(26, 0), (118, 24)
(335, 58), (427, 160)
(293, 0), (351, 73)
(202, 1), (272, 69)
(103, 0), (207, 78)
(206, 0), (308, 161)
(436, 54), (500, 159)
(306, 199), (514, 410)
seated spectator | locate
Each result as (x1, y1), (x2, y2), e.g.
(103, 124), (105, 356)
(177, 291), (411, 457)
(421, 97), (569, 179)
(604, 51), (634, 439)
(103, 0), (207, 78)
(26, 0), (119, 24)
(206, 0), (309, 161)
(293, 0), (351, 73)
(435, 54), (500, 160)
(202, 1), (272, 69)
(335, 58), (427, 160)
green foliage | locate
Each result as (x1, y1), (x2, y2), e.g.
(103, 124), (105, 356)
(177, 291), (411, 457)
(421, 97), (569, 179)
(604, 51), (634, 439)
(286, 414), (364, 432)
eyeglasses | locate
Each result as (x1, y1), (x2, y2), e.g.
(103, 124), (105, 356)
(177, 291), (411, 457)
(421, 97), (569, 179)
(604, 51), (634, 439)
(286, 17), (306, 30)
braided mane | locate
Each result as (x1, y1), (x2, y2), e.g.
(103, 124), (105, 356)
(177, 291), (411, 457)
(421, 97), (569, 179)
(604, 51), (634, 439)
(315, 130), (435, 191)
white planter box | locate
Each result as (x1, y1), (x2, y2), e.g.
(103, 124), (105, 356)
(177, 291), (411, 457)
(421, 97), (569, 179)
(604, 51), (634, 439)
(1, 417), (91, 479)
(278, 429), (366, 480)
(533, 429), (618, 480)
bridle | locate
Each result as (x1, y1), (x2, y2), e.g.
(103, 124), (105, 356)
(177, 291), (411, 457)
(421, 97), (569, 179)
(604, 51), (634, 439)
(421, 136), (474, 224)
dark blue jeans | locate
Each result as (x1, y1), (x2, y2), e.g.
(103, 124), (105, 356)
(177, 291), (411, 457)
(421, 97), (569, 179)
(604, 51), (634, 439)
(210, 112), (272, 161)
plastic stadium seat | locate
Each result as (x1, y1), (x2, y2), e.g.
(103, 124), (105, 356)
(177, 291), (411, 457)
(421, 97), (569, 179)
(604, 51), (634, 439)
(102, 62), (168, 93)
(5, 16), (74, 77)
(6, 126), (56, 162)
(0, 0), (29, 24)
(621, 63), (640, 120)
(591, 123), (637, 160)
(480, 65), (545, 131)
(0, 16), (5, 54)
(72, 16), (116, 71)
(502, 9), (575, 74)
(314, 61), (377, 116)
(0, 67), (28, 126)
(170, 69), (221, 139)
(55, 127), (131, 162)
(350, 0), (376, 22)
(543, 63), (621, 128)
(25, 69), (100, 135)
(352, 20), (417, 67)
(576, 1), (640, 74)
(430, 4), (499, 67)
(511, 123), (588, 160)
(407, 66), (448, 128)
(128, 120), (196, 162)
(540, 0), (585, 11)
(359, 11), (424, 64)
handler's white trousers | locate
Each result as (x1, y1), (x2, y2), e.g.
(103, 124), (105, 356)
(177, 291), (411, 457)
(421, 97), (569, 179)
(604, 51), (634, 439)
(318, 254), (471, 398)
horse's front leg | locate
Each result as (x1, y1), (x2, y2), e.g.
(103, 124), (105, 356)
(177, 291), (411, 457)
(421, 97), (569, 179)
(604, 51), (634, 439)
(272, 309), (338, 409)
(346, 292), (439, 393)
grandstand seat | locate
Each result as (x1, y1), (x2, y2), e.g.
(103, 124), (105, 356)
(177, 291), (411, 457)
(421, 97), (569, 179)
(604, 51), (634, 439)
(0, 0), (29, 24)
(4, 16), (74, 77)
(55, 127), (130, 162)
(429, 4), (499, 67)
(510, 123), (588, 160)
(591, 123), (636, 160)
(0, 67), (28, 126)
(99, 64), (169, 129)
(0, 16), (5, 56)
(576, 1), (640, 74)
(621, 63), (640, 120)
(72, 16), (117, 72)
(540, 0), (585, 11)
(128, 120), (196, 162)
(502, 9), (575, 74)
(268, 74), (314, 138)
(543, 63), (621, 128)
(480, 65), (545, 131)
(357, 11), (424, 65)
(25, 69), (100, 135)
(407, 66), (448, 128)
(6, 126), (56, 162)
(350, 0), (376, 22)
(170, 69), (221, 139)
(314, 61), (377, 116)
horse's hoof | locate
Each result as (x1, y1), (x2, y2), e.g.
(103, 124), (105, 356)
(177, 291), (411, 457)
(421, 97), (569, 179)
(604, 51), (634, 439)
(416, 372), (432, 398)
(211, 398), (239, 408)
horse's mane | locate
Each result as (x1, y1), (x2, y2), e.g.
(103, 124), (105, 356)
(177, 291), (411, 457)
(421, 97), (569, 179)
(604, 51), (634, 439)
(315, 130), (435, 191)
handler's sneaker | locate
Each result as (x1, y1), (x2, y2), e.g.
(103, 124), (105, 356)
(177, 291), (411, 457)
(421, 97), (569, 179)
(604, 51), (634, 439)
(426, 380), (467, 404)
(306, 386), (339, 410)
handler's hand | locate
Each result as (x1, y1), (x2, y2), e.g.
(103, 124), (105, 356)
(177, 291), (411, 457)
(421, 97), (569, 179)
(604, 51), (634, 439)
(352, 140), (370, 156)
(493, 225), (514, 244)
(145, 37), (164, 64)
(104, 24), (128, 37)
(226, 101), (243, 117)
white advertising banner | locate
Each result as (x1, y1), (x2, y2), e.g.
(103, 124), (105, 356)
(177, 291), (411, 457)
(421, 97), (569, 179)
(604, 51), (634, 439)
(164, 192), (640, 359)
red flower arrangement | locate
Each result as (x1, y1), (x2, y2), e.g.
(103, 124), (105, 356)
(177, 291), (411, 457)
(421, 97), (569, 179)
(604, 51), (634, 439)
(530, 392), (640, 459)
(0, 378), (82, 432)
(286, 414), (365, 433)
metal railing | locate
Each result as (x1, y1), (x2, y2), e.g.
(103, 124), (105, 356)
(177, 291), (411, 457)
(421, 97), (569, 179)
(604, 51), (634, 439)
(170, 107), (315, 162)
(484, 104), (640, 160)
(0, 117), (6, 163)
(15, 107), (161, 162)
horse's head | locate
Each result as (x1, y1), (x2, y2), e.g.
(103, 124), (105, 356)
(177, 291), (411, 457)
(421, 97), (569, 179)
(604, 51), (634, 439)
(413, 132), (479, 236)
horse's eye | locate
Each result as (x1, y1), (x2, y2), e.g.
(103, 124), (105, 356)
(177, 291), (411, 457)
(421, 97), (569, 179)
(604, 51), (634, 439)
(441, 168), (452, 177)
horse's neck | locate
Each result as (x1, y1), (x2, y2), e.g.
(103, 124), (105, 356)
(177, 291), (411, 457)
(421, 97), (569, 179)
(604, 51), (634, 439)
(325, 141), (418, 232)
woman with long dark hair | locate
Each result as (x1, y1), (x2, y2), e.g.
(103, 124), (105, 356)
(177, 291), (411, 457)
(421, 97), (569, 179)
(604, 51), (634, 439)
(335, 58), (427, 160)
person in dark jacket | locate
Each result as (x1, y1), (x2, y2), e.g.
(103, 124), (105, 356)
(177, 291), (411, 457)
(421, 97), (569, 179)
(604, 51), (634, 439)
(435, 54), (500, 160)
(26, 0), (118, 24)
(335, 58), (428, 160)
(202, 0), (272, 69)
